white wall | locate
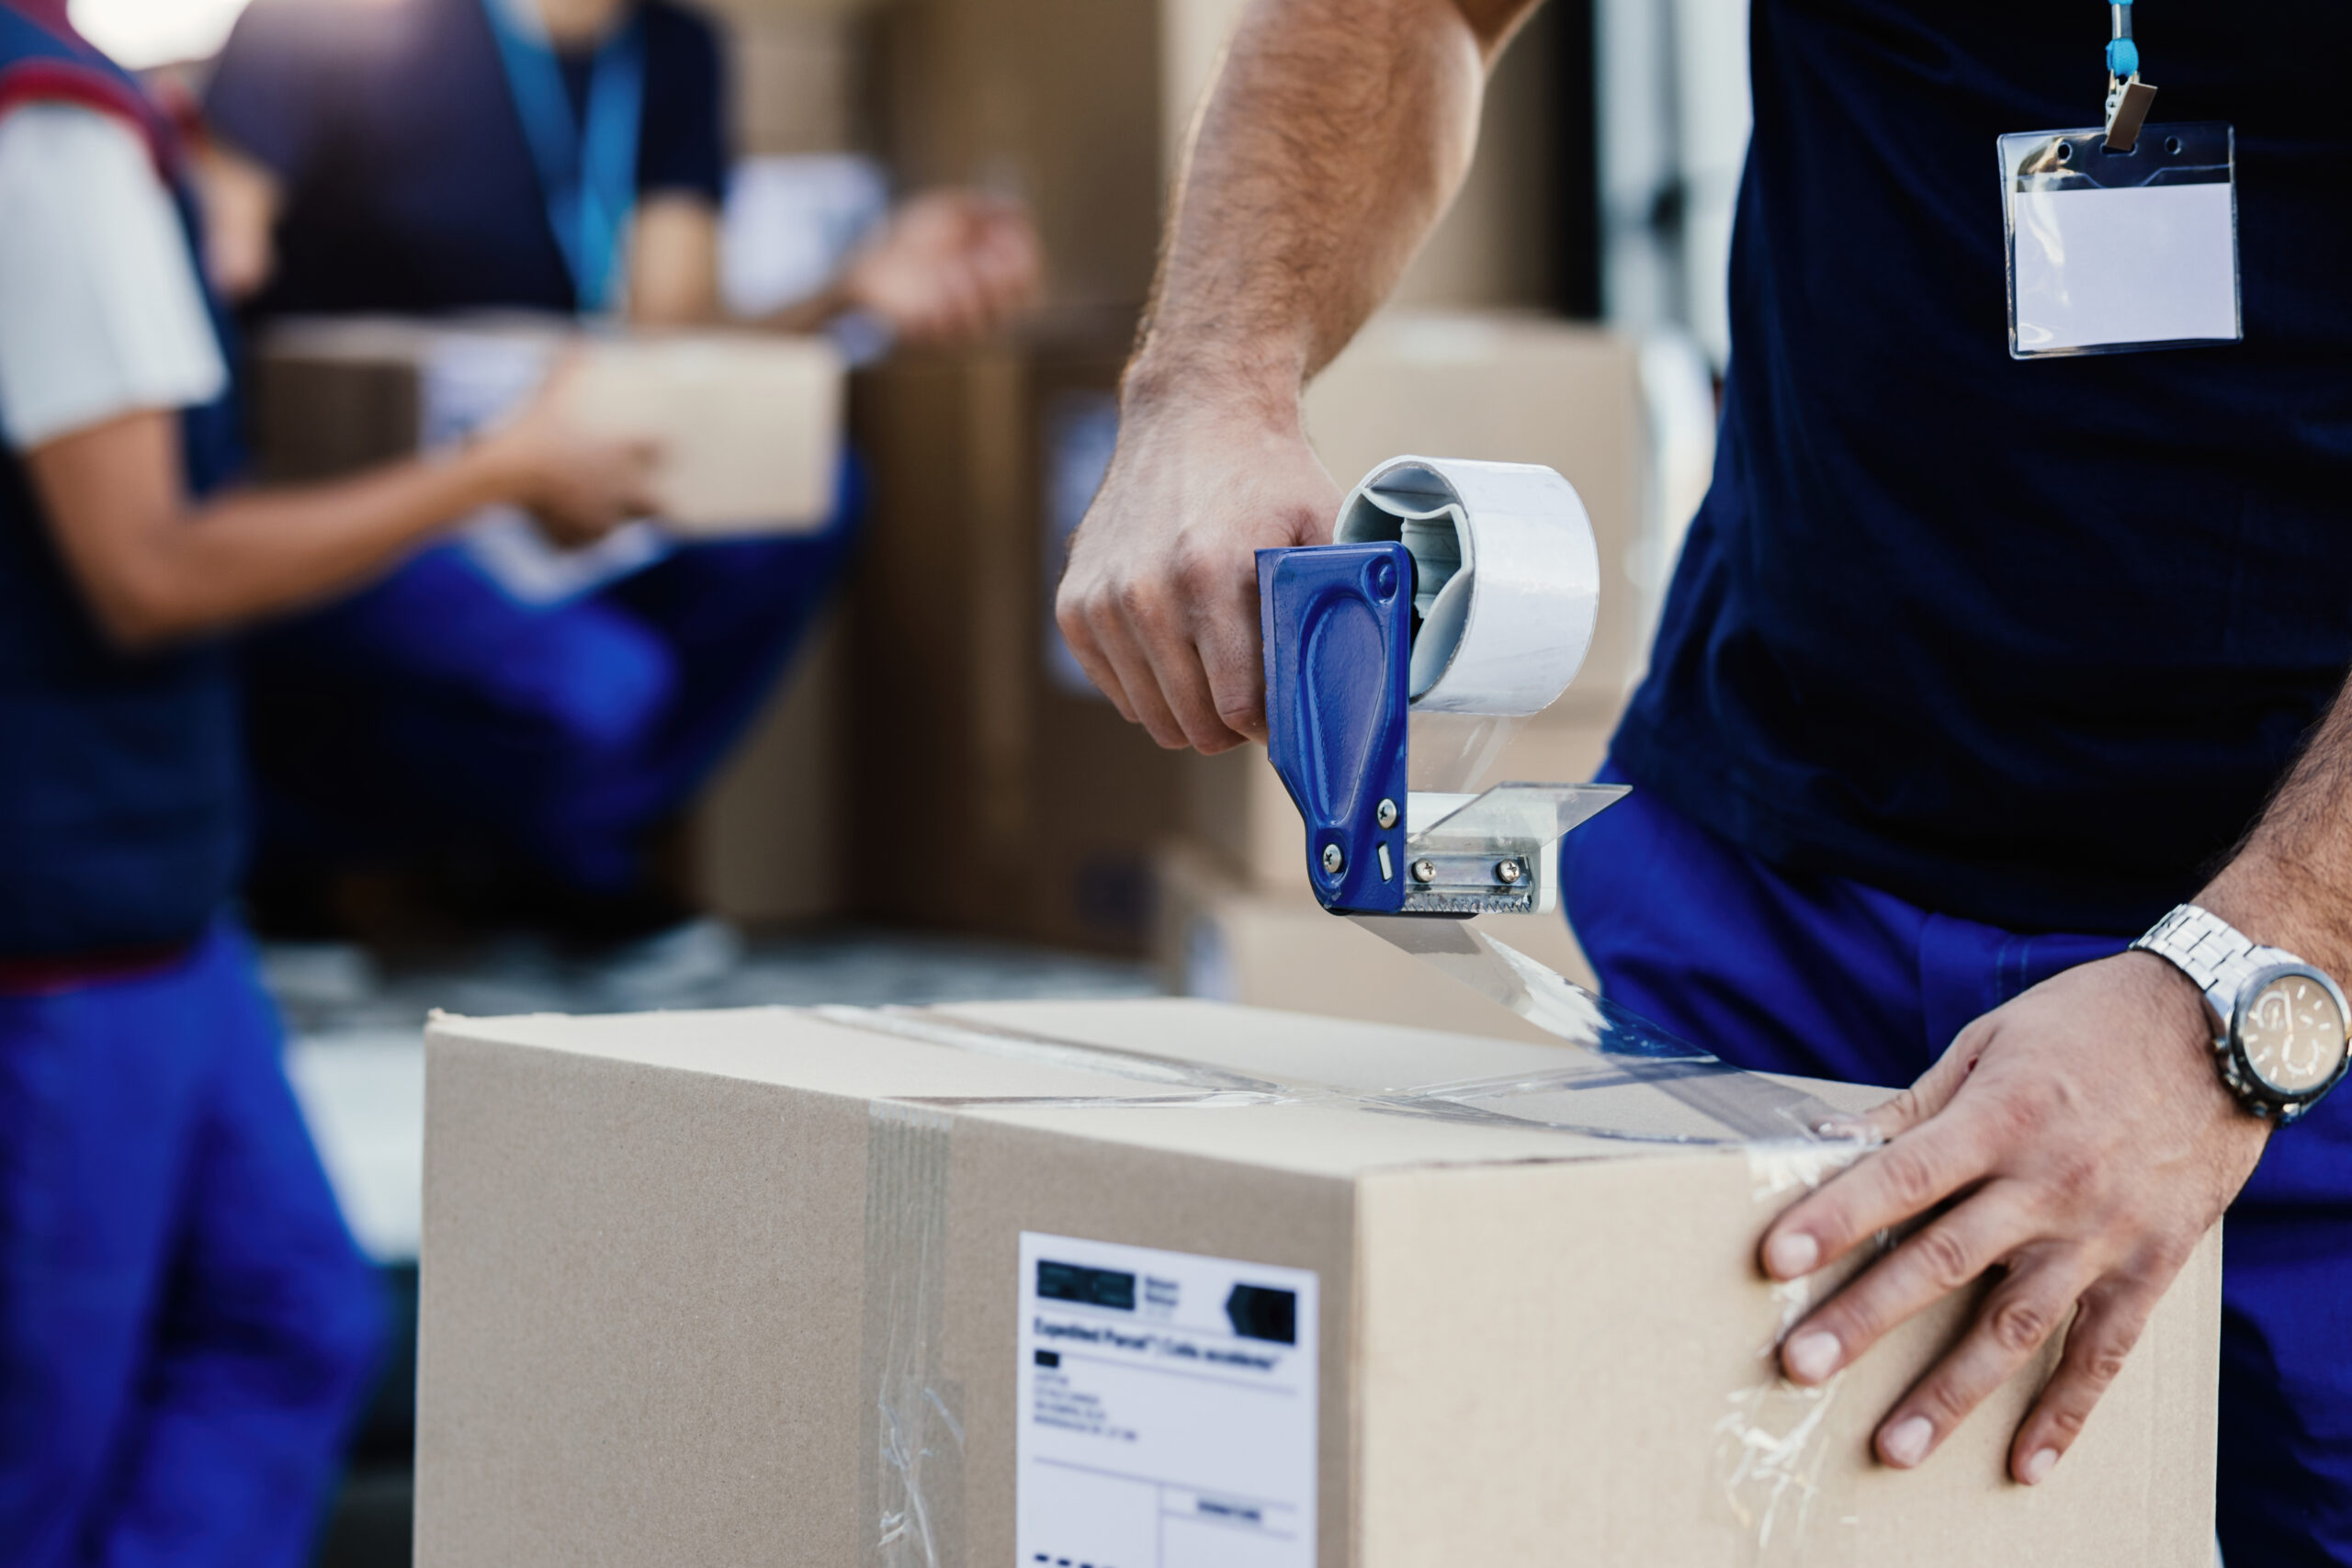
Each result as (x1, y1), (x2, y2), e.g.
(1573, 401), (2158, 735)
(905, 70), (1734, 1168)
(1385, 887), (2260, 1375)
(1598, 0), (1748, 369)
(71, 0), (254, 68)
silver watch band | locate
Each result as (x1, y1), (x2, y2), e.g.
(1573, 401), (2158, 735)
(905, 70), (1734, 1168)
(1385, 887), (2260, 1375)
(2132, 904), (2293, 1028)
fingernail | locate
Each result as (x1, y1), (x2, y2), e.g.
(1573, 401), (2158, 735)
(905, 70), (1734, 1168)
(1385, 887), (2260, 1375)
(1784, 1330), (1841, 1383)
(1882, 1416), (1934, 1468)
(1765, 1232), (1820, 1279)
(2020, 1447), (2058, 1486)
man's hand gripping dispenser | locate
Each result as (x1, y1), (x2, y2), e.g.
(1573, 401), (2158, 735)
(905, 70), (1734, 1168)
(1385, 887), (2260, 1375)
(1259, 457), (1628, 916)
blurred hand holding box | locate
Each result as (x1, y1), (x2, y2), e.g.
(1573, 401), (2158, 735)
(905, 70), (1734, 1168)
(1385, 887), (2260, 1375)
(251, 316), (845, 604)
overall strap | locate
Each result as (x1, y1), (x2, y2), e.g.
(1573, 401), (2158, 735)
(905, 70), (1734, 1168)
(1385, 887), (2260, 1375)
(0, 0), (179, 177)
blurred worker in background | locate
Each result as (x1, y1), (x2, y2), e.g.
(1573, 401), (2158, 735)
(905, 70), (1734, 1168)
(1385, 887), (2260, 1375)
(1057, 0), (2352, 1561)
(0, 0), (658, 1558)
(198, 0), (1041, 944)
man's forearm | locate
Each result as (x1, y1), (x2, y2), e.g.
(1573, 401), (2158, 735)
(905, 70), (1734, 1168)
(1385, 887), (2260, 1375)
(1126, 0), (1539, 422)
(2201, 669), (2352, 976)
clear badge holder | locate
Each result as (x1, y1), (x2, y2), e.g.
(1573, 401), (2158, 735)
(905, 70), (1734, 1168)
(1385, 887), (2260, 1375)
(2000, 120), (2239, 359)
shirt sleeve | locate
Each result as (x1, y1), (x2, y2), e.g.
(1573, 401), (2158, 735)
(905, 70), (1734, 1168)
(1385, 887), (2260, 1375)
(201, 0), (334, 181)
(0, 105), (227, 453)
(635, 0), (727, 204)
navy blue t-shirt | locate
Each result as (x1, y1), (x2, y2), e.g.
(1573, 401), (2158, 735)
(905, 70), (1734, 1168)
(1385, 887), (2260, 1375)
(1611, 0), (2352, 936)
(204, 0), (727, 315)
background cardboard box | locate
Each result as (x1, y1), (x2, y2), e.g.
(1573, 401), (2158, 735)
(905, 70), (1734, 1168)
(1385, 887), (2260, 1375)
(843, 312), (1674, 953)
(1183, 634), (1622, 896)
(1182, 313), (1679, 897)
(418, 998), (2221, 1567)
(872, 0), (1566, 314)
(683, 615), (847, 924)
(694, 0), (1567, 313)
(1156, 677), (1614, 1031)
(842, 328), (1182, 954)
(250, 317), (845, 534)
(1303, 312), (1667, 711)
(1155, 841), (1601, 1042)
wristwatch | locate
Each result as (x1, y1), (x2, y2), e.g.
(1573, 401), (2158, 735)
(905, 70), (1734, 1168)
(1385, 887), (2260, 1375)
(2132, 904), (2352, 1124)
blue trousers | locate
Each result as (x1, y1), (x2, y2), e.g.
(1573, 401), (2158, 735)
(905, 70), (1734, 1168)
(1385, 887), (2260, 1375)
(0, 922), (384, 1567)
(244, 503), (857, 894)
(1565, 762), (2352, 1565)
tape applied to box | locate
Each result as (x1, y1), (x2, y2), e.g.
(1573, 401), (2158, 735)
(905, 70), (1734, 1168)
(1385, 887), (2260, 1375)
(826, 940), (1879, 1566)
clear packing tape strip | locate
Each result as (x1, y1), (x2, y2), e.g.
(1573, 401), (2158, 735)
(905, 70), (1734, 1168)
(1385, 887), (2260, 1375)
(830, 931), (1879, 1567)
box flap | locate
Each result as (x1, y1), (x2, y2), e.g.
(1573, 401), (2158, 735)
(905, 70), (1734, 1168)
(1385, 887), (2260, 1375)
(429, 998), (1893, 1180)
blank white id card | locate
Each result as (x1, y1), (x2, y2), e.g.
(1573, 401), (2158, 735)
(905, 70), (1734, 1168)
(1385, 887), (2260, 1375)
(1016, 1232), (1318, 1568)
(1999, 121), (2240, 358)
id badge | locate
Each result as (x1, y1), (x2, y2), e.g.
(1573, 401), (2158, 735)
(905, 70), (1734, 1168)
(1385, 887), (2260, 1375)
(1998, 121), (2240, 358)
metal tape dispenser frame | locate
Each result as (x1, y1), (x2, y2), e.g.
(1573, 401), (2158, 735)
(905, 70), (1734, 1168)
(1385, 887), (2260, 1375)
(1258, 456), (1629, 918)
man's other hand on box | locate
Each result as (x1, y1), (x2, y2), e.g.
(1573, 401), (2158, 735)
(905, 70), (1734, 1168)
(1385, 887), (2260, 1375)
(1759, 951), (2267, 1486)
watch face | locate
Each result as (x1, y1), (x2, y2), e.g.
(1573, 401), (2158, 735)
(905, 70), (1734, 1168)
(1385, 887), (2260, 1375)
(2241, 972), (2350, 1096)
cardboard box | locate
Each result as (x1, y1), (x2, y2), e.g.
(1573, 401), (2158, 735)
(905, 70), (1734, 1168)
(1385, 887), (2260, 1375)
(1154, 841), (1600, 1044)
(1304, 313), (1657, 708)
(843, 313), (1660, 950)
(1159, 0), (1565, 310)
(418, 997), (2221, 1566)
(250, 317), (845, 535)
(876, 0), (1562, 313)
(683, 612), (845, 925)
(842, 329), (1184, 954)
(1177, 314), (1666, 897)
(1186, 695), (1617, 896)
(704, 2), (870, 156)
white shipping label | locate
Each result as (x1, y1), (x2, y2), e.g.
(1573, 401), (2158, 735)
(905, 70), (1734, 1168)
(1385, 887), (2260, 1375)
(1017, 1233), (1318, 1568)
(2010, 182), (2238, 352)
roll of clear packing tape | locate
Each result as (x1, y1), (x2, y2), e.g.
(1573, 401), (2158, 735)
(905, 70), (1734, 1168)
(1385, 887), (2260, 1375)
(1333, 455), (1600, 716)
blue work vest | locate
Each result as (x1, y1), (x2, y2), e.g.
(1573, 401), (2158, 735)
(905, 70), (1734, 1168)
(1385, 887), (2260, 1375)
(0, 3), (248, 957)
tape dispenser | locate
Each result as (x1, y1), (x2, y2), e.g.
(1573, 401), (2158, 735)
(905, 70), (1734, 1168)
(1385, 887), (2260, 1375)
(1258, 456), (1628, 917)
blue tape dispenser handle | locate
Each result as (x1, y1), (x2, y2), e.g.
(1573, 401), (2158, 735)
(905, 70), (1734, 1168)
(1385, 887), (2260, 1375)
(1257, 542), (1414, 915)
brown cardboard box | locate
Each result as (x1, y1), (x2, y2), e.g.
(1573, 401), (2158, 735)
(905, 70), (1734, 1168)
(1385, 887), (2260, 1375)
(1159, 0), (1564, 310)
(876, 0), (1560, 313)
(842, 330), (1182, 954)
(250, 317), (844, 534)
(683, 613), (845, 924)
(1177, 314), (1653, 897)
(1154, 841), (1600, 1044)
(1303, 313), (1654, 709)
(875, 0), (1165, 312)
(1186, 700), (1617, 896)
(700, 1), (870, 156)
(417, 998), (2221, 1566)
(844, 314), (1649, 950)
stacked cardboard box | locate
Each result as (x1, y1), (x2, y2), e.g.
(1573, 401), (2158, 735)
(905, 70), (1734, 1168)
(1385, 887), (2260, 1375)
(842, 325), (1182, 954)
(417, 997), (2222, 1566)
(875, 0), (1564, 313)
(697, 0), (876, 158)
(844, 312), (1673, 962)
(682, 614), (846, 925)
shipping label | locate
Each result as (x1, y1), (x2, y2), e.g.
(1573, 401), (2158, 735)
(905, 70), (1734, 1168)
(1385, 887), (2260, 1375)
(1016, 1233), (1318, 1568)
